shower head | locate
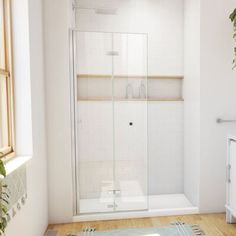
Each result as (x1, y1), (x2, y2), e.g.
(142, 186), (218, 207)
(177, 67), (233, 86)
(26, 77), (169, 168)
(73, 4), (118, 15)
(95, 8), (117, 15)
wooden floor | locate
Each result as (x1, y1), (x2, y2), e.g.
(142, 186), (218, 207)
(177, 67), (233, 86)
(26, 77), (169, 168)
(48, 213), (236, 236)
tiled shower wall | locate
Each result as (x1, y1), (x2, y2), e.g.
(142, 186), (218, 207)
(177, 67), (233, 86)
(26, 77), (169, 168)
(76, 0), (184, 76)
(78, 101), (183, 198)
(75, 0), (184, 202)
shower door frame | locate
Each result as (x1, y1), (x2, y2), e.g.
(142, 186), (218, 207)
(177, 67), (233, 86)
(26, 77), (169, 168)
(70, 29), (149, 216)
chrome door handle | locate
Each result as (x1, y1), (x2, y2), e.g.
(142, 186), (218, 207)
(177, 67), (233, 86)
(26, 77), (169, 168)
(108, 190), (121, 195)
(107, 203), (118, 208)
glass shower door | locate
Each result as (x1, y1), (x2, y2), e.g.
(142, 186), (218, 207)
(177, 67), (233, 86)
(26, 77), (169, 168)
(113, 33), (148, 211)
(75, 31), (115, 214)
(74, 31), (148, 214)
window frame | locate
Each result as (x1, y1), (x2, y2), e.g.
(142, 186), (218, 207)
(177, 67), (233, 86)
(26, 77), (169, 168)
(0, 0), (15, 159)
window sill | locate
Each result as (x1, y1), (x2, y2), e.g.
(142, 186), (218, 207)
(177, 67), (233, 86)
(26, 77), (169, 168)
(0, 156), (32, 179)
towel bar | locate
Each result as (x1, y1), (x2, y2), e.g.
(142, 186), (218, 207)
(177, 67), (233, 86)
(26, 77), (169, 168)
(216, 118), (236, 123)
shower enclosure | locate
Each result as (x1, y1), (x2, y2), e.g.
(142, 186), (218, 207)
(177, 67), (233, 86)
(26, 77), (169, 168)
(72, 31), (148, 214)
(69, 0), (199, 221)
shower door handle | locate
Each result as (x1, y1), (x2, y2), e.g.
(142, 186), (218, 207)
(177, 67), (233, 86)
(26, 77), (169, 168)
(226, 164), (231, 183)
(108, 189), (121, 195)
(114, 190), (121, 195)
(107, 203), (118, 209)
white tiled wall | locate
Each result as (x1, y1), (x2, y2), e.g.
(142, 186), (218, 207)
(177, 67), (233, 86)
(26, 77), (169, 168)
(75, 0), (184, 202)
(78, 101), (183, 198)
(148, 101), (184, 194)
(76, 30), (183, 100)
(77, 101), (113, 163)
(78, 101), (148, 199)
(76, 32), (147, 76)
(76, 0), (184, 76)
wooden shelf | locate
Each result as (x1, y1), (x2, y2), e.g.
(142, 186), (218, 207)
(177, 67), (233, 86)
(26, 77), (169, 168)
(78, 97), (184, 102)
(148, 75), (183, 80)
(77, 74), (184, 80)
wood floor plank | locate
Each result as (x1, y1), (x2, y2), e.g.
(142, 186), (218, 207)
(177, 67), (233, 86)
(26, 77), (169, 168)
(48, 213), (236, 236)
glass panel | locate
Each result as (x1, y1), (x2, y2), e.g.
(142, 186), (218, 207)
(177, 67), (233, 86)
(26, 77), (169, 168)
(0, 0), (6, 70)
(0, 75), (9, 150)
(76, 32), (114, 214)
(113, 33), (148, 211)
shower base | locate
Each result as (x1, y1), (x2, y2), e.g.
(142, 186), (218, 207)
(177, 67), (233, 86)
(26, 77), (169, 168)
(74, 194), (198, 222)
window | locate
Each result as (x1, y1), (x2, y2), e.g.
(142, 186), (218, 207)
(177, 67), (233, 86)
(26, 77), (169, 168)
(0, 0), (14, 158)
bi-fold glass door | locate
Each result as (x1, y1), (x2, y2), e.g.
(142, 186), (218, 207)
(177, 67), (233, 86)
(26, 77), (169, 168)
(73, 31), (148, 214)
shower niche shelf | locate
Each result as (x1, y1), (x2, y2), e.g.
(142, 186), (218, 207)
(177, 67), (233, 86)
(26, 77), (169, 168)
(77, 98), (184, 102)
(77, 74), (184, 80)
(77, 74), (184, 102)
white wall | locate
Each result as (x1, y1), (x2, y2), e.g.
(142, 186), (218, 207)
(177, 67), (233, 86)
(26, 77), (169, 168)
(76, 0), (185, 197)
(78, 101), (148, 205)
(76, 0), (184, 76)
(184, 0), (236, 212)
(76, 31), (182, 100)
(149, 102), (184, 195)
(183, 0), (200, 207)
(6, 0), (48, 235)
(199, 0), (236, 213)
(77, 100), (183, 210)
(44, 0), (74, 224)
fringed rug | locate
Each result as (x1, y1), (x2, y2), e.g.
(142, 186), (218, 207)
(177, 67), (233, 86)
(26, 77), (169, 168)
(67, 222), (205, 236)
